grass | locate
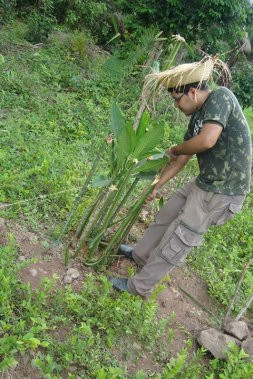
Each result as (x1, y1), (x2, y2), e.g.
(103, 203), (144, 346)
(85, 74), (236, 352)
(1, 238), (253, 378)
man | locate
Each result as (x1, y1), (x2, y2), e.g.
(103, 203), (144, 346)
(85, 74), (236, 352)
(110, 58), (252, 297)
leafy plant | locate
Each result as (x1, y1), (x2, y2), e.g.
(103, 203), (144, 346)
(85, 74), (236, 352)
(231, 61), (253, 109)
(25, 10), (55, 43)
(69, 106), (168, 265)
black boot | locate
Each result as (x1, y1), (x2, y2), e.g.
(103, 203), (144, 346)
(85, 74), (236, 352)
(109, 277), (129, 292)
(118, 244), (134, 261)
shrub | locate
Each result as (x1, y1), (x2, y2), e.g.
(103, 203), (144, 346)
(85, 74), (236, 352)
(25, 11), (55, 43)
(231, 61), (253, 109)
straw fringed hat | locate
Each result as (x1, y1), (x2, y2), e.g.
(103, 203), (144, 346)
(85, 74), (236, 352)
(144, 56), (230, 97)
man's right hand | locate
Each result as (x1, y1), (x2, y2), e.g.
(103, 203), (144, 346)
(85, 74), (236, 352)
(147, 187), (159, 201)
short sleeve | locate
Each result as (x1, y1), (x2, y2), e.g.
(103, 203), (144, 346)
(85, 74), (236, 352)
(203, 88), (233, 129)
(184, 128), (192, 141)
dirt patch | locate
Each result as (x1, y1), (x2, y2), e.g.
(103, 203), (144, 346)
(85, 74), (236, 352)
(109, 254), (220, 374)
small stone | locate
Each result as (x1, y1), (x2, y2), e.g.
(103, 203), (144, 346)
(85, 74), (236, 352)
(63, 275), (73, 284)
(66, 268), (80, 279)
(241, 337), (253, 362)
(224, 321), (249, 340)
(29, 268), (38, 277)
(19, 256), (26, 261)
(69, 366), (77, 372)
(171, 287), (181, 299)
(197, 328), (241, 360)
(132, 342), (141, 350)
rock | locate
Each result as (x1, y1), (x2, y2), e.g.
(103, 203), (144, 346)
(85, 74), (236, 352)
(63, 275), (73, 284)
(241, 37), (251, 54)
(241, 337), (253, 362)
(66, 268), (80, 279)
(19, 255), (26, 261)
(224, 321), (249, 340)
(197, 328), (241, 360)
(171, 287), (181, 299)
(69, 366), (77, 372)
(132, 342), (141, 350)
(29, 268), (38, 277)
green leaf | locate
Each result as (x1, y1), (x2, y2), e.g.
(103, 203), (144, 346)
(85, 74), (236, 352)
(136, 111), (149, 141)
(133, 124), (164, 160)
(115, 123), (137, 167)
(159, 196), (164, 209)
(126, 122), (137, 151)
(111, 103), (125, 140)
(106, 33), (121, 45)
(92, 175), (111, 188)
(135, 172), (156, 181)
(135, 157), (167, 173)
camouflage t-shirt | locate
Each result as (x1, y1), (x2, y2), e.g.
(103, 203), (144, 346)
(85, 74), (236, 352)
(184, 87), (252, 195)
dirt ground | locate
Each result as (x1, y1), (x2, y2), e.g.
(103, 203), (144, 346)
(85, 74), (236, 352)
(0, 215), (220, 378)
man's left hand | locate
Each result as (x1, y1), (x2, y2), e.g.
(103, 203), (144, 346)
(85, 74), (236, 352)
(167, 146), (179, 161)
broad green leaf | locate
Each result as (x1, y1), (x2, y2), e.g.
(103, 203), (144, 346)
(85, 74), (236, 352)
(115, 123), (137, 167)
(126, 122), (137, 151)
(134, 157), (168, 173)
(134, 153), (164, 171)
(111, 103), (125, 140)
(133, 124), (164, 160)
(92, 175), (111, 188)
(136, 111), (149, 141)
(134, 172), (156, 181)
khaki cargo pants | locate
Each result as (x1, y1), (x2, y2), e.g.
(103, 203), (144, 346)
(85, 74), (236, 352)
(127, 180), (245, 297)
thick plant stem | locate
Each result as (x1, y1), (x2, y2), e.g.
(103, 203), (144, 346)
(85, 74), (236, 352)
(133, 41), (163, 130)
(58, 156), (101, 242)
(87, 164), (136, 257)
(163, 36), (185, 70)
(78, 174), (120, 243)
(75, 186), (107, 240)
(110, 177), (140, 221)
(101, 184), (154, 258)
(72, 189), (117, 258)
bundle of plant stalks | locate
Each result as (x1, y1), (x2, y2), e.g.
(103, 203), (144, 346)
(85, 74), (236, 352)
(63, 107), (168, 266)
(61, 35), (187, 266)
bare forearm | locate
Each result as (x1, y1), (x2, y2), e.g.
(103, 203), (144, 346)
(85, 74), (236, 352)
(171, 123), (223, 156)
(172, 134), (209, 155)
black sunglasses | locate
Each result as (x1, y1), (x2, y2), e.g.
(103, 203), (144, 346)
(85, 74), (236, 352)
(172, 93), (185, 104)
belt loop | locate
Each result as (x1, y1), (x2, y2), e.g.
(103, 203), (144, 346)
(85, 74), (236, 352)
(205, 191), (214, 203)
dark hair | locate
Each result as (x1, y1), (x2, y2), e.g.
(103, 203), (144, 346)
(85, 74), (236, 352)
(168, 80), (209, 94)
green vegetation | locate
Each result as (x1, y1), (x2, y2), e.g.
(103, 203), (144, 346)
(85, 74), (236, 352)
(1, 239), (253, 378)
(0, 2), (252, 377)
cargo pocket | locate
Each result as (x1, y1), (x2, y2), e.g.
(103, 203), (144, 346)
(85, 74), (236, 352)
(215, 203), (242, 226)
(160, 224), (203, 266)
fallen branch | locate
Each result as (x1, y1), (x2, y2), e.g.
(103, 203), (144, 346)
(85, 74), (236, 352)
(223, 257), (253, 327)
(235, 292), (253, 321)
